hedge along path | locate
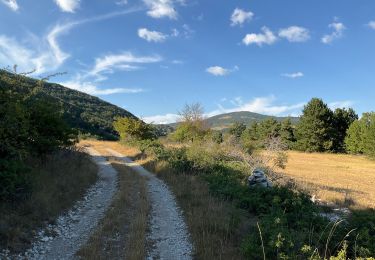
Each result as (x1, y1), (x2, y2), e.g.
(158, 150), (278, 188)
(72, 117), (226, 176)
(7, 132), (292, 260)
(105, 148), (194, 260)
(19, 147), (118, 260)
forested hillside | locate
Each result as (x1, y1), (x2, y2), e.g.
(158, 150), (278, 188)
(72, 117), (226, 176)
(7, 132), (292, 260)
(0, 70), (136, 140)
(206, 111), (299, 129)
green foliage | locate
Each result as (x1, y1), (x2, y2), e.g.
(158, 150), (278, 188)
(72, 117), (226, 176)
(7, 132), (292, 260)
(155, 141), (375, 259)
(113, 117), (155, 141)
(229, 122), (246, 139)
(295, 98), (335, 152)
(171, 121), (209, 143)
(345, 120), (365, 154)
(0, 70), (77, 201)
(0, 70), (136, 140)
(332, 108), (358, 152)
(280, 118), (296, 149)
(211, 131), (223, 144)
(345, 112), (375, 157)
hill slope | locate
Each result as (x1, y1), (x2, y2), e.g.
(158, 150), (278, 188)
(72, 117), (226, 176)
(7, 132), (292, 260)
(0, 70), (136, 140)
(207, 111), (299, 129)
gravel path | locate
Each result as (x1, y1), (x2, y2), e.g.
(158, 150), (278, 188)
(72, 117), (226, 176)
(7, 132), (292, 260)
(106, 148), (193, 260)
(1, 148), (119, 260)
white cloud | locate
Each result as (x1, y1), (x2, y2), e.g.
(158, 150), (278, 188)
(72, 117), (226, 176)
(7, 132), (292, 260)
(0, 23), (71, 74)
(143, 0), (178, 19)
(281, 72), (304, 79)
(206, 65), (238, 76)
(219, 96), (305, 116)
(146, 96), (306, 124)
(143, 113), (180, 124)
(116, 0), (127, 5)
(0, 8), (141, 75)
(60, 80), (144, 95)
(329, 100), (354, 110)
(368, 21), (375, 30)
(231, 8), (253, 26)
(54, 0), (80, 13)
(89, 52), (162, 77)
(61, 51), (161, 96)
(321, 21), (346, 44)
(1, 0), (18, 11)
(278, 26), (310, 42)
(242, 27), (277, 46)
(138, 28), (167, 42)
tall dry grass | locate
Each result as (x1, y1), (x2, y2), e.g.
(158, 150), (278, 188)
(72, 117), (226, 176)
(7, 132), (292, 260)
(0, 149), (98, 253)
(283, 151), (375, 209)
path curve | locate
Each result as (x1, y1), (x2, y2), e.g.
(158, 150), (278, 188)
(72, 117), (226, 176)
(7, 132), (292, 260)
(106, 148), (193, 260)
(13, 148), (118, 260)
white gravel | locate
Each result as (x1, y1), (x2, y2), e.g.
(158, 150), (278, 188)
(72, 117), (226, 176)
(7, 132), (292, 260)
(106, 148), (193, 260)
(0, 148), (118, 260)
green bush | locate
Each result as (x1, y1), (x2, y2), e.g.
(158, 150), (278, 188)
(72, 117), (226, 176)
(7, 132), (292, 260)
(0, 72), (78, 201)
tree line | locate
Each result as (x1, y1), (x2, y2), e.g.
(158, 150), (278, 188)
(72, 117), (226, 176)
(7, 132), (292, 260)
(228, 98), (374, 156)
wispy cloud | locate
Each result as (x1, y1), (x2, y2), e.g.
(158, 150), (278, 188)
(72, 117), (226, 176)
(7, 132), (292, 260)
(61, 51), (161, 95)
(54, 0), (80, 13)
(1, 0), (18, 11)
(0, 8), (141, 74)
(89, 52), (162, 78)
(116, 0), (128, 5)
(60, 80), (144, 95)
(242, 27), (277, 46)
(281, 72), (304, 79)
(138, 28), (168, 42)
(321, 20), (346, 44)
(230, 8), (254, 26)
(278, 26), (310, 42)
(329, 100), (354, 110)
(206, 65), (238, 76)
(367, 21), (375, 30)
(143, 113), (181, 124)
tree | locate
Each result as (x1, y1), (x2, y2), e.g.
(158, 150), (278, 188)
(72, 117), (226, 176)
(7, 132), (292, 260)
(258, 118), (281, 140)
(229, 121), (246, 139)
(113, 117), (155, 141)
(171, 103), (209, 143)
(295, 98), (334, 152)
(280, 118), (296, 149)
(345, 112), (375, 157)
(332, 108), (358, 152)
(345, 120), (365, 154)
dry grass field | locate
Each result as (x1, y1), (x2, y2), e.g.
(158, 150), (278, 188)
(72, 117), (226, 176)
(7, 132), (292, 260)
(81, 140), (375, 209)
(283, 151), (375, 209)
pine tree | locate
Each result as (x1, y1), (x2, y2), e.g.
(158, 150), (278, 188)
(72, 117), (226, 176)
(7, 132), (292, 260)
(345, 120), (365, 154)
(295, 98), (334, 152)
(332, 108), (358, 152)
(280, 118), (296, 149)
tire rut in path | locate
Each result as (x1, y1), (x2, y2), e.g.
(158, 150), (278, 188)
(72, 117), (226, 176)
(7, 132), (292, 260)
(106, 148), (193, 260)
(13, 148), (118, 260)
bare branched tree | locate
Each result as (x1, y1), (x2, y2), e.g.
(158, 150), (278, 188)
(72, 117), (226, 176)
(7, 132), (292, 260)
(178, 102), (205, 122)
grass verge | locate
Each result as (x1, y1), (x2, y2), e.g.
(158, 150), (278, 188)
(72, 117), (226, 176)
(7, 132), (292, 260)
(0, 148), (98, 253)
(142, 159), (253, 260)
(76, 158), (149, 260)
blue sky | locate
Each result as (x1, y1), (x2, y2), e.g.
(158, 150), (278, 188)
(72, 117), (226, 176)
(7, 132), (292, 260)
(1, 0), (375, 123)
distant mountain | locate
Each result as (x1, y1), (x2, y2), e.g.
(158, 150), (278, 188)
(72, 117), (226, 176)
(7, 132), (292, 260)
(0, 70), (137, 140)
(206, 111), (299, 130)
(159, 111), (299, 131)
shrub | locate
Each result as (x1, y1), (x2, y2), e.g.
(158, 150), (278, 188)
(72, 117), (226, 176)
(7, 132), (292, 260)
(113, 117), (155, 141)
